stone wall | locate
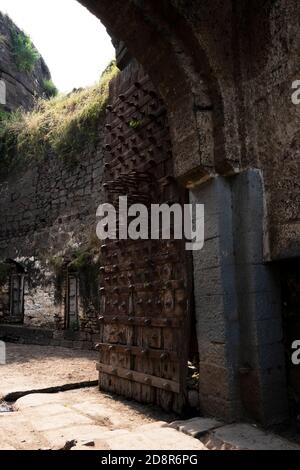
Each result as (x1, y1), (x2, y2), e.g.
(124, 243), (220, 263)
(0, 114), (105, 345)
(0, 146), (104, 258)
(236, 0), (300, 261)
(191, 171), (288, 423)
(0, 12), (51, 111)
(163, 0), (300, 262)
(0, 0), (299, 422)
(78, 0), (299, 422)
(80, 0), (300, 262)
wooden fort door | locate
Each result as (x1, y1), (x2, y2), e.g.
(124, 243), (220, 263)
(96, 64), (192, 413)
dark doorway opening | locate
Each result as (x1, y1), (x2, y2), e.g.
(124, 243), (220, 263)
(281, 259), (300, 417)
(9, 273), (25, 323)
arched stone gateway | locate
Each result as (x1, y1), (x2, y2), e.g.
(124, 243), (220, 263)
(0, 0), (298, 426)
(78, 0), (300, 425)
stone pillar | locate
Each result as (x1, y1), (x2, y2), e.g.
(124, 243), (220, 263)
(190, 170), (288, 424)
(190, 177), (241, 421)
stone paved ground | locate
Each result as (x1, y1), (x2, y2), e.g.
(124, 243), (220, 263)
(0, 389), (205, 450)
(1, 389), (299, 451)
(0, 343), (98, 398)
(0, 343), (299, 451)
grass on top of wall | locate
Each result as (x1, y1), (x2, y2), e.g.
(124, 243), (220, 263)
(43, 79), (59, 99)
(11, 30), (40, 73)
(0, 60), (118, 177)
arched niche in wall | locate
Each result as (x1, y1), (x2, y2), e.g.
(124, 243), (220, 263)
(6, 259), (26, 324)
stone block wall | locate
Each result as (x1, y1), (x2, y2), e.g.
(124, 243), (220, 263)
(0, 117), (105, 343)
(191, 177), (241, 421)
(91, 0), (300, 262)
(191, 170), (289, 424)
(236, 0), (300, 261)
(1, 0), (299, 421)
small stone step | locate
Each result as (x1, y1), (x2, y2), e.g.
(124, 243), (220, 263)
(103, 424), (208, 450)
(167, 417), (224, 438)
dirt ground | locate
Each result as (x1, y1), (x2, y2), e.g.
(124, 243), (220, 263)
(0, 343), (98, 398)
(0, 343), (186, 450)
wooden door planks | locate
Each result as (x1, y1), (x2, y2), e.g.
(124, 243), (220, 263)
(98, 65), (191, 413)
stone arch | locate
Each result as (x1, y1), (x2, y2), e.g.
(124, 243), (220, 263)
(79, 0), (232, 184)
(77, 0), (244, 419)
(77, 0), (290, 424)
(77, 0), (245, 420)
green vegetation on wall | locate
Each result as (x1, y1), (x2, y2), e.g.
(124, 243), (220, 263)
(49, 256), (66, 305)
(128, 118), (141, 130)
(49, 235), (101, 313)
(43, 79), (58, 99)
(0, 107), (22, 177)
(11, 30), (40, 73)
(0, 107), (10, 127)
(0, 60), (118, 177)
(68, 237), (101, 313)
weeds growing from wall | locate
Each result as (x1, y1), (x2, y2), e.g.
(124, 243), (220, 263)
(49, 256), (66, 306)
(0, 61), (118, 177)
(0, 107), (10, 126)
(43, 79), (58, 99)
(68, 238), (101, 314)
(49, 234), (101, 316)
(11, 31), (40, 73)
(0, 107), (23, 177)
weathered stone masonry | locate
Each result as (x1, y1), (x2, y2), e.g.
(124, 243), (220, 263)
(0, 12), (51, 112)
(79, 0), (299, 424)
(0, 0), (299, 426)
(0, 116), (105, 349)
